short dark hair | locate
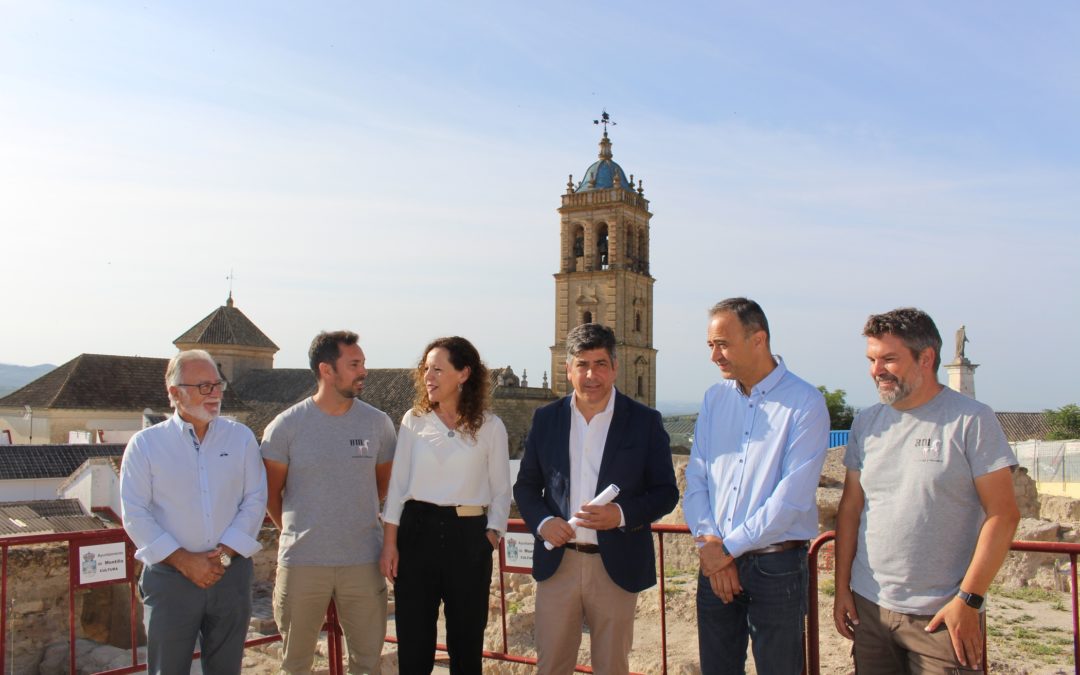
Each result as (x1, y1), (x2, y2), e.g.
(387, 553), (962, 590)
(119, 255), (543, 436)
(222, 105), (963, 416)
(709, 297), (770, 344)
(308, 330), (359, 374)
(862, 308), (942, 370)
(565, 323), (617, 363)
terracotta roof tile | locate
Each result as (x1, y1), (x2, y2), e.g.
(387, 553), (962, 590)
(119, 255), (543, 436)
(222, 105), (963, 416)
(0, 354), (247, 413)
(996, 412), (1054, 442)
(174, 302), (278, 350)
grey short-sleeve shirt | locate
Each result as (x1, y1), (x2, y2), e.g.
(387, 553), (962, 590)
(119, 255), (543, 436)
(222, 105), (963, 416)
(844, 387), (1016, 614)
(261, 398), (396, 566)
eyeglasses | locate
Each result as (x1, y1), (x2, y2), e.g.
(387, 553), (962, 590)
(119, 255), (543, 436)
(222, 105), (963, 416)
(176, 381), (228, 395)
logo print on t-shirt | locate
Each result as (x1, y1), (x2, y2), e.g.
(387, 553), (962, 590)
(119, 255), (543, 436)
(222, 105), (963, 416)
(349, 439), (373, 458)
(914, 437), (943, 463)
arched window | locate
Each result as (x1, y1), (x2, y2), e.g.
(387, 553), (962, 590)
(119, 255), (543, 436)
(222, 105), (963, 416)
(583, 311), (593, 324)
(637, 376), (644, 397)
(635, 312), (641, 332)
(596, 224), (609, 270)
(570, 225), (585, 272)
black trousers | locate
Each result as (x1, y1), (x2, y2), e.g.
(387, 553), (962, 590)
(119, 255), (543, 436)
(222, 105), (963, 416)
(395, 500), (494, 675)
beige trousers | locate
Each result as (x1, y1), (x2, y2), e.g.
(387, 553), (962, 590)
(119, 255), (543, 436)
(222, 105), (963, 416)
(273, 563), (387, 675)
(534, 549), (638, 675)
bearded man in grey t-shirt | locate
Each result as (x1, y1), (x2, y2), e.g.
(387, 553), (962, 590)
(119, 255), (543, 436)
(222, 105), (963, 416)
(262, 331), (396, 675)
(833, 308), (1019, 674)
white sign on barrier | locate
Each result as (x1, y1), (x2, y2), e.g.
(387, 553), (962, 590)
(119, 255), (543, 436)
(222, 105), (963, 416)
(78, 541), (127, 585)
(502, 533), (535, 572)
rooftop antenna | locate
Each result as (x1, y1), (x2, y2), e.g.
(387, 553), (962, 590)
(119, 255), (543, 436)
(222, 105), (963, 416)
(226, 269), (237, 306)
(593, 109), (616, 136)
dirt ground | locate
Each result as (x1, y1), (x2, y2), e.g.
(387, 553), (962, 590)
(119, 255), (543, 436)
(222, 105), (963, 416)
(230, 550), (1076, 675)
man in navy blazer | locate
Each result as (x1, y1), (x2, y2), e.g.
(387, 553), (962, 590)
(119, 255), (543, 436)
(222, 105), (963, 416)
(514, 323), (678, 675)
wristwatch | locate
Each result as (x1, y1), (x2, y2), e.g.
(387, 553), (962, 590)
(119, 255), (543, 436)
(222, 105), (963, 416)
(957, 589), (984, 610)
(219, 551), (233, 568)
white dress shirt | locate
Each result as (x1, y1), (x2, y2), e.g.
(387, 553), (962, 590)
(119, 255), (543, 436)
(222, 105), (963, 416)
(567, 390), (616, 545)
(120, 413), (268, 565)
(383, 410), (512, 534)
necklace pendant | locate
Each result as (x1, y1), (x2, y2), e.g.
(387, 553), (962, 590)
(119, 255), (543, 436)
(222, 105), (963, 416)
(447, 430), (455, 438)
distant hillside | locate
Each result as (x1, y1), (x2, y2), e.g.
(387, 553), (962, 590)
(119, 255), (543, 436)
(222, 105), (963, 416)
(0, 362), (56, 398)
(657, 399), (700, 416)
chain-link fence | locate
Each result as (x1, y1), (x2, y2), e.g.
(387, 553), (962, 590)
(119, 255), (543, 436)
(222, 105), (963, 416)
(1013, 439), (1080, 497)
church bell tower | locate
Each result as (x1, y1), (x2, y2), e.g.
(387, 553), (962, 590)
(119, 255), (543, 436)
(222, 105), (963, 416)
(550, 114), (657, 406)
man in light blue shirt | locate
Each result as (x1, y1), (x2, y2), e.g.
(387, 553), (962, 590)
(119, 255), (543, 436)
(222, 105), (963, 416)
(121, 349), (267, 674)
(683, 297), (829, 675)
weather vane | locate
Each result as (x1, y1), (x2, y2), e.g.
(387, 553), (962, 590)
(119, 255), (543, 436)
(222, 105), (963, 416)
(593, 109), (616, 134)
(226, 269), (237, 300)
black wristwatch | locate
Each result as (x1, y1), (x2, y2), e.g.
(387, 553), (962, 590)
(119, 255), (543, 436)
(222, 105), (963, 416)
(957, 590), (984, 610)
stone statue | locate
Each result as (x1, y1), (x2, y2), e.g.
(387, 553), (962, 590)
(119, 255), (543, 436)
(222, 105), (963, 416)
(955, 325), (969, 361)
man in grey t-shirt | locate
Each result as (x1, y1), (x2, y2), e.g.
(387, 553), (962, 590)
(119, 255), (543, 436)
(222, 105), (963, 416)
(833, 308), (1019, 674)
(262, 331), (396, 675)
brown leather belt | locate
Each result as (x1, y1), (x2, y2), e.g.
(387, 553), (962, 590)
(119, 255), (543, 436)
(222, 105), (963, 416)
(746, 540), (807, 555)
(564, 542), (600, 554)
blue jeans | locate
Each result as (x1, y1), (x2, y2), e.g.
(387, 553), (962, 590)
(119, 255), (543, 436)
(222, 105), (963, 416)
(696, 546), (808, 675)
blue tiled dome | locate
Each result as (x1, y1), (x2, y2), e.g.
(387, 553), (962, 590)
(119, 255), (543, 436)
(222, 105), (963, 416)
(575, 133), (634, 193)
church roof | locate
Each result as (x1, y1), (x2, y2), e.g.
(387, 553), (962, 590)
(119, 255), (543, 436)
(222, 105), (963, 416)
(174, 295), (278, 351)
(233, 367), (416, 439)
(576, 133), (634, 193)
(0, 354), (248, 413)
(360, 369), (415, 429)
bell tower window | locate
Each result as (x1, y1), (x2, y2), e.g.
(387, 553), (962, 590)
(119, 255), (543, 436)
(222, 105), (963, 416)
(596, 224), (609, 270)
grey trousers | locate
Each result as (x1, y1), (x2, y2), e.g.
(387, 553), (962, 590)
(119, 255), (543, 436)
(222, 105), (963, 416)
(140, 555), (253, 675)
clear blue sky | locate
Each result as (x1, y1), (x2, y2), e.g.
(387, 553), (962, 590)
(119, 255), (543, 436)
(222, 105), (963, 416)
(2, 2), (1077, 412)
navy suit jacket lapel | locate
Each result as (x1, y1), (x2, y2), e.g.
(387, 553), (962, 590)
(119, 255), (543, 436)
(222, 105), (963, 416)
(551, 397), (573, 517)
(596, 392), (628, 496)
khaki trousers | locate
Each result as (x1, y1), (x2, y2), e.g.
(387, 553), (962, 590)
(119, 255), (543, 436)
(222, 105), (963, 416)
(852, 592), (982, 674)
(273, 563), (387, 675)
(535, 549), (638, 675)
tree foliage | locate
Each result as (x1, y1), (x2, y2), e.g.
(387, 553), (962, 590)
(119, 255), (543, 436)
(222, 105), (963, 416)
(1045, 403), (1080, 441)
(818, 385), (855, 431)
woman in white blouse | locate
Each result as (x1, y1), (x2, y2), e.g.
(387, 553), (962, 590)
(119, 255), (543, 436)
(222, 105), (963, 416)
(380, 336), (511, 675)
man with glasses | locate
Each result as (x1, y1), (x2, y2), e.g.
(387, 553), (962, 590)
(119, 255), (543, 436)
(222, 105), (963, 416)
(120, 349), (267, 674)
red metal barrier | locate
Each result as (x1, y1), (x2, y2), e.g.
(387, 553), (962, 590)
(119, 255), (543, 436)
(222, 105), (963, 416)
(5, 525), (1078, 674)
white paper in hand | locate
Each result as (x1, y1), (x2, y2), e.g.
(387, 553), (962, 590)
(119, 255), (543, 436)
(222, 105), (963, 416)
(544, 484), (621, 551)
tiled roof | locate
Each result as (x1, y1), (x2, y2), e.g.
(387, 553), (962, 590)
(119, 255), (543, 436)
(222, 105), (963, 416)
(231, 368), (316, 404)
(997, 412), (1054, 442)
(174, 300), (278, 351)
(360, 369), (416, 429)
(0, 354), (247, 413)
(0, 498), (106, 536)
(0, 444), (126, 480)
(234, 368), (416, 439)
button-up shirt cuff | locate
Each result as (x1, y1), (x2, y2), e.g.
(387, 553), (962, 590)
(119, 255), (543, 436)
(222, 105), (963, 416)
(537, 515), (554, 537)
(722, 529), (751, 559)
(140, 532), (182, 566)
(616, 503), (626, 529)
(220, 527), (262, 559)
